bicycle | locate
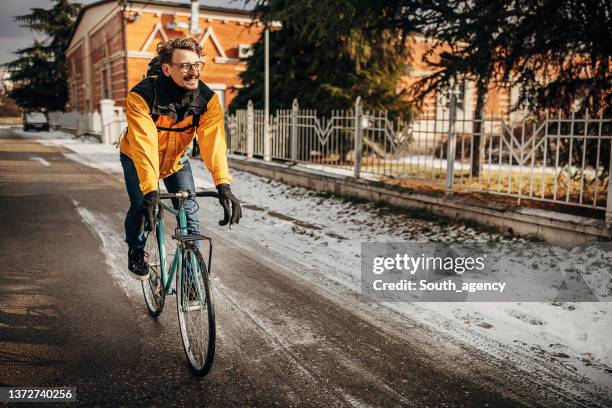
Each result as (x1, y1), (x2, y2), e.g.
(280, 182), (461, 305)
(141, 190), (218, 376)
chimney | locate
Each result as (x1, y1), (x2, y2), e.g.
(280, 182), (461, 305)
(190, 0), (202, 35)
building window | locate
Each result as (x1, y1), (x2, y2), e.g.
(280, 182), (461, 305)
(456, 82), (466, 111)
(71, 80), (78, 111)
(101, 64), (112, 99)
(437, 82), (466, 112)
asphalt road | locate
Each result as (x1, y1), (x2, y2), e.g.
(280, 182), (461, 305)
(0, 129), (602, 407)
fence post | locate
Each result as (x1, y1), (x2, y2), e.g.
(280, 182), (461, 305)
(445, 94), (457, 191)
(92, 110), (102, 134)
(47, 111), (58, 129)
(291, 99), (299, 162)
(116, 108), (127, 145)
(354, 97), (363, 178)
(76, 112), (87, 136)
(99, 99), (115, 144)
(246, 100), (254, 159)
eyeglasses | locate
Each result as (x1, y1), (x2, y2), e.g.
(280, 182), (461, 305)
(171, 61), (205, 73)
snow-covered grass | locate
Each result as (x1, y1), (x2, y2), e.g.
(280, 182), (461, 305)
(210, 167), (612, 389)
(22, 129), (612, 393)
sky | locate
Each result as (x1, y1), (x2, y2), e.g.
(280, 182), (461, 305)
(0, 0), (251, 65)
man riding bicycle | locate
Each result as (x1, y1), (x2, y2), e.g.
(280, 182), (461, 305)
(120, 37), (242, 281)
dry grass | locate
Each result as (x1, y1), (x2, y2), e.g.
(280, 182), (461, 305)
(461, 172), (605, 207)
(276, 152), (607, 216)
(357, 159), (607, 218)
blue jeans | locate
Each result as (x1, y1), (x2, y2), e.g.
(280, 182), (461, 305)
(120, 153), (200, 249)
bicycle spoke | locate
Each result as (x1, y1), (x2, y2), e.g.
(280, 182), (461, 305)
(142, 226), (165, 316)
(176, 245), (215, 375)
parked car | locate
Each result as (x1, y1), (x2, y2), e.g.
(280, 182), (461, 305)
(23, 112), (49, 132)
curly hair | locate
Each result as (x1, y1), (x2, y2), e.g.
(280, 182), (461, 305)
(156, 37), (203, 65)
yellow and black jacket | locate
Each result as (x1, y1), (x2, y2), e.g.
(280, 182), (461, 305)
(119, 74), (231, 194)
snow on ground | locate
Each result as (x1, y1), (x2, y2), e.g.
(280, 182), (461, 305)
(210, 167), (612, 390)
(18, 129), (612, 392)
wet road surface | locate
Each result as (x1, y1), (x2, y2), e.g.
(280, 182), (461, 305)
(0, 130), (602, 407)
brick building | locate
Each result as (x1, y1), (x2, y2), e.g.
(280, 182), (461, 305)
(66, 0), (263, 113)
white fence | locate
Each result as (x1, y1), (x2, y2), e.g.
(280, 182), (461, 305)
(227, 98), (612, 220)
(48, 110), (102, 136)
(48, 99), (126, 144)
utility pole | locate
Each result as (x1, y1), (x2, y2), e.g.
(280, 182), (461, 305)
(263, 26), (270, 161)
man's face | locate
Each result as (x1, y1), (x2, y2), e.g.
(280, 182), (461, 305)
(161, 49), (202, 90)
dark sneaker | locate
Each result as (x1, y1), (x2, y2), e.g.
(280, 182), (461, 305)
(128, 248), (150, 281)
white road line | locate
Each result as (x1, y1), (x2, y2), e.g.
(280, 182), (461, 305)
(30, 156), (50, 166)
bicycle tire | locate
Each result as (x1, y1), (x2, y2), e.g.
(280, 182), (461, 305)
(176, 243), (216, 376)
(142, 224), (166, 316)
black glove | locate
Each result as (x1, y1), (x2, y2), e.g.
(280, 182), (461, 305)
(140, 190), (159, 232)
(216, 184), (242, 227)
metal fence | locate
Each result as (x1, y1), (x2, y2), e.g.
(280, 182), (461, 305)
(226, 98), (612, 215)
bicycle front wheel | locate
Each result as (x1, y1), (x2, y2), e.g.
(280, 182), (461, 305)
(142, 226), (165, 316)
(176, 243), (216, 376)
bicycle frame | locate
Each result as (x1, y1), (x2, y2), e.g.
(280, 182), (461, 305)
(140, 189), (219, 375)
(154, 198), (213, 296)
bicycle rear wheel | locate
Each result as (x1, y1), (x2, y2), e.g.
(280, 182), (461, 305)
(142, 225), (165, 316)
(176, 243), (216, 376)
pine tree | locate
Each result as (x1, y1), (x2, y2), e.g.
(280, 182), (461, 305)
(4, 0), (81, 111)
(230, 0), (413, 121)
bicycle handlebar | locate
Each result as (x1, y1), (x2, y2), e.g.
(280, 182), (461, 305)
(158, 191), (219, 200)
